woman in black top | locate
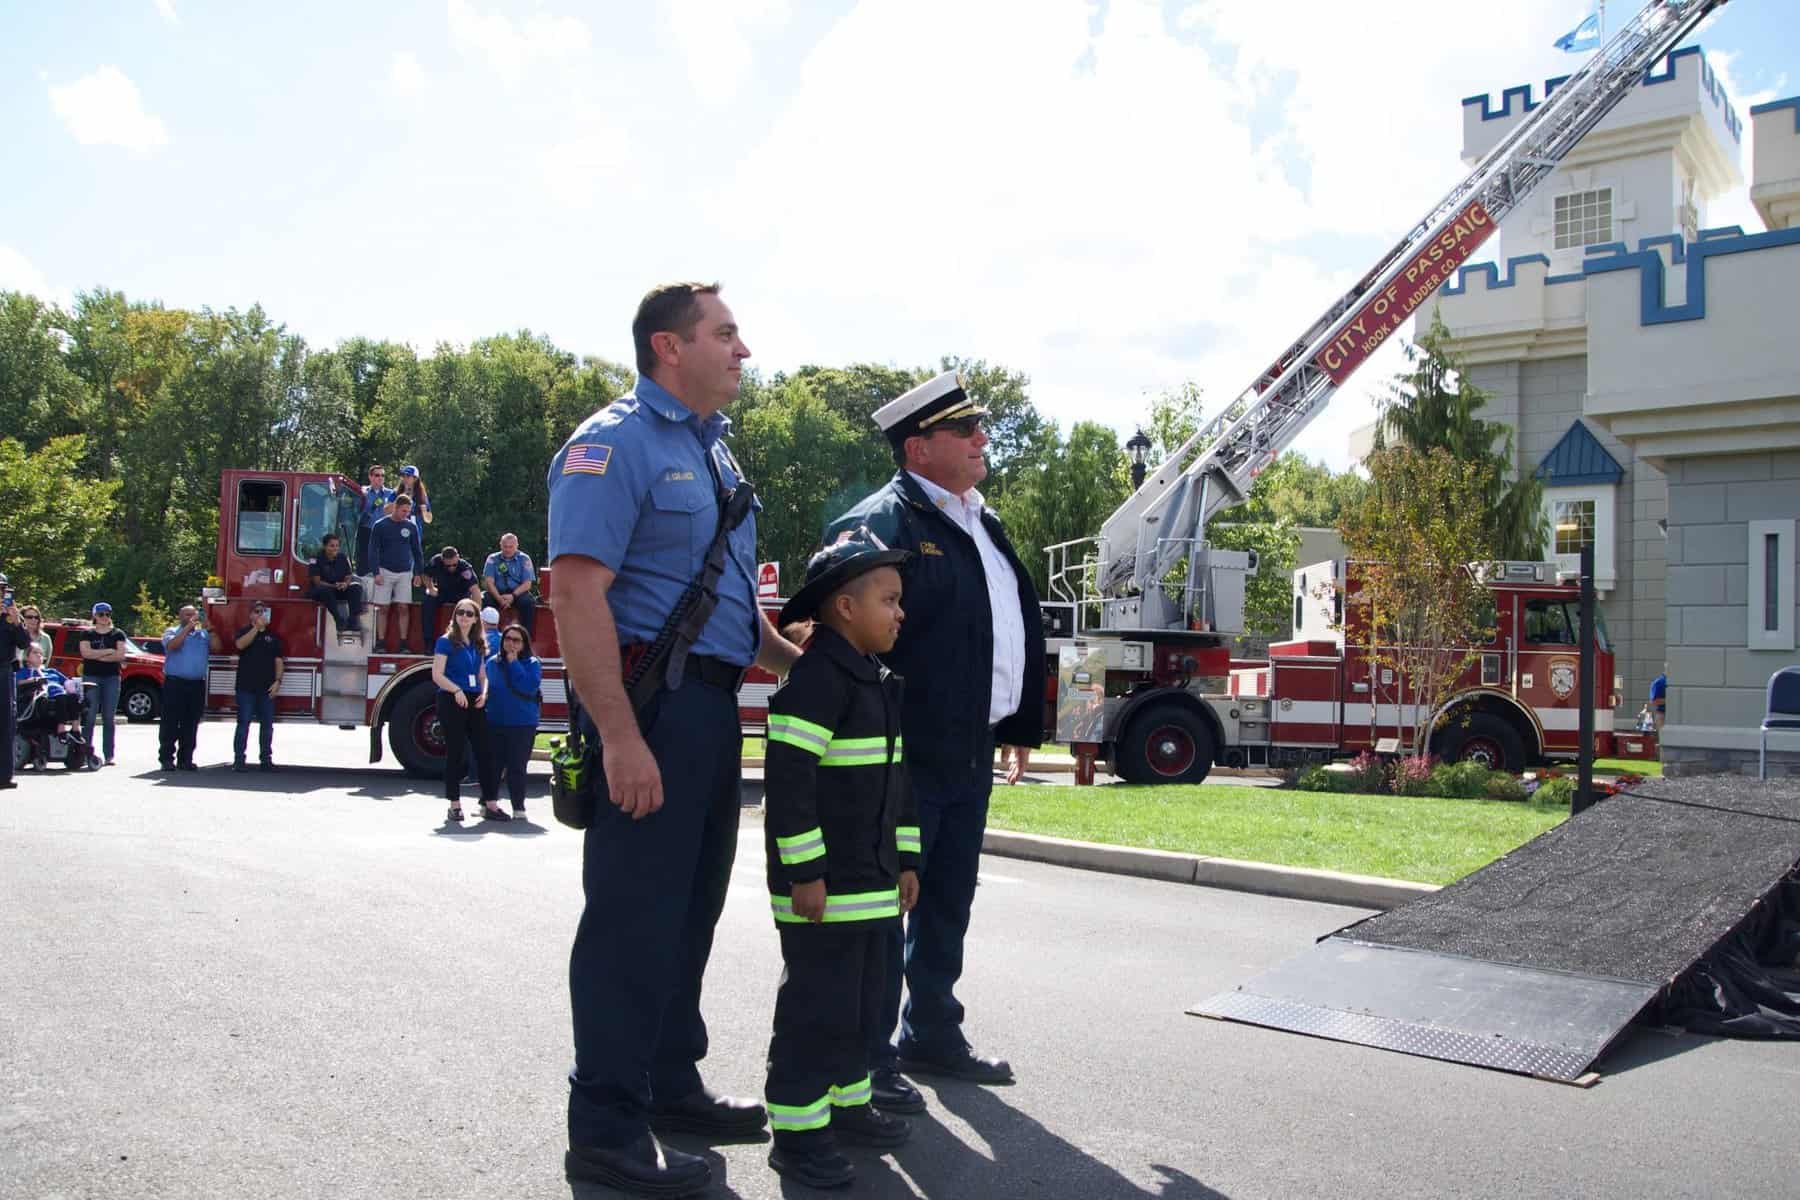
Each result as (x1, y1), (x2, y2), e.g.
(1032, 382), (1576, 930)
(79, 602), (130, 766)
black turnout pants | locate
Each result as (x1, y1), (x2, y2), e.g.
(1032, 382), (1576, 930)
(767, 921), (887, 1147)
(308, 583), (363, 631)
(435, 691), (496, 806)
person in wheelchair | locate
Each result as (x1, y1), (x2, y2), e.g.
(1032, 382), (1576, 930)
(13, 644), (91, 772)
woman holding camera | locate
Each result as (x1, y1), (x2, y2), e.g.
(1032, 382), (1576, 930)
(484, 622), (542, 821)
(430, 600), (503, 823)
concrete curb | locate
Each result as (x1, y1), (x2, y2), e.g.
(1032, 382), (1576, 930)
(980, 828), (1439, 910)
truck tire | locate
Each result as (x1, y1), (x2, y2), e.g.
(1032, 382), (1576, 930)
(1440, 713), (1526, 774)
(122, 681), (161, 723)
(1117, 701), (1215, 785)
(387, 683), (448, 779)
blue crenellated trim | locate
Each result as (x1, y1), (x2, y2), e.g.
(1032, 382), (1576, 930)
(1442, 254), (1552, 295)
(1582, 227), (1800, 325)
(1751, 97), (1800, 133)
(1636, 234), (1686, 265)
(1696, 225), (1745, 242)
(1463, 46), (1741, 143)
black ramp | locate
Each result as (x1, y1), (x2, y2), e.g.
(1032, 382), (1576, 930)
(1194, 777), (1800, 1081)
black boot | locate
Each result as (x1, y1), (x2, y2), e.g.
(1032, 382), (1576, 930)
(564, 1131), (711, 1197)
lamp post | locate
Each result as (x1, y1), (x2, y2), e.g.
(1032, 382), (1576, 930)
(1126, 428), (1153, 490)
(1557, 519), (1598, 814)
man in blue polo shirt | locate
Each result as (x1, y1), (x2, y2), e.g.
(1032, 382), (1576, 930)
(483, 532), (538, 634)
(355, 464), (395, 575)
(160, 601), (216, 771)
(549, 281), (802, 1197)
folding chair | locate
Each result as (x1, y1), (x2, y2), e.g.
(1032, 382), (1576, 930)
(1761, 666), (1800, 781)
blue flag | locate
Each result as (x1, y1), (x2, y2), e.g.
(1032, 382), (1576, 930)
(1555, 12), (1601, 52)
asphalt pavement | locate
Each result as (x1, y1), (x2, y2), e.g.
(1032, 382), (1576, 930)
(3, 722), (1795, 1199)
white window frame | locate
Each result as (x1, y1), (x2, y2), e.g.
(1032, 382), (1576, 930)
(1543, 485), (1616, 593)
(1747, 519), (1796, 651)
(1553, 187), (1614, 251)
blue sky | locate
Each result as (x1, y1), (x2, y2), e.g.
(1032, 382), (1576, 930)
(2, 1), (1790, 470)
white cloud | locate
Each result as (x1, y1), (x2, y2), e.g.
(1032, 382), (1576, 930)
(540, 110), (633, 200)
(49, 65), (169, 154)
(153, 0), (179, 24)
(388, 50), (429, 98)
(667, 0), (793, 104)
(1701, 47), (1785, 234)
(0, 246), (54, 301)
(446, 0), (591, 82)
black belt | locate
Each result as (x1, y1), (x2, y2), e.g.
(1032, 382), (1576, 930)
(685, 653), (748, 693)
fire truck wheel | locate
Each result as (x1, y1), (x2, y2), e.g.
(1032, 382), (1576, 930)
(388, 683), (448, 778)
(1441, 713), (1526, 774)
(1118, 702), (1215, 785)
(122, 681), (160, 723)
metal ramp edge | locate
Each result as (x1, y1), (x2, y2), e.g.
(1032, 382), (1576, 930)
(1189, 937), (1658, 1082)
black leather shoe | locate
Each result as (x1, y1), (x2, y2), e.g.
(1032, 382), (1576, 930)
(768, 1143), (855, 1189)
(832, 1103), (910, 1148)
(871, 1067), (926, 1114)
(898, 1044), (1014, 1085)
(564, 1132), (711, 1197)
(650, 1088), (767, 1139)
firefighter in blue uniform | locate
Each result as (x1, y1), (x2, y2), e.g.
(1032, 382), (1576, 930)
(825, 369), (1047, 1111)
(548, 282), (801, 1198)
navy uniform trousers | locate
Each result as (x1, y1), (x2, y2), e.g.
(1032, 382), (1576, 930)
(873, 727), (995, 1065)
(567, 676), (742, 1149)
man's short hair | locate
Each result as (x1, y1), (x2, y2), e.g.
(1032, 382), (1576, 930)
(369, 464), (385, 475)
(393, 494), (413, 508)
(322, 533), (340, 545)
(633, 282), (722, 375)
(441, 546), (458, 558)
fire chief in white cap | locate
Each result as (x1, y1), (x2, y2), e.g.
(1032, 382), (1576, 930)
(822, 368), (1045, 1109)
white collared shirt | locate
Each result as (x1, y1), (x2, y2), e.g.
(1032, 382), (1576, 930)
(907, 471), (1025, 727)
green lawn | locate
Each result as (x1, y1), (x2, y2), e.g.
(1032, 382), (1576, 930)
(986, 784), (1568, 885)
(1592, 757), (1662, 777)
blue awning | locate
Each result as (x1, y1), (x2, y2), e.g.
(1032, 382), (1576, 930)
(1536, 420), (1624, 486)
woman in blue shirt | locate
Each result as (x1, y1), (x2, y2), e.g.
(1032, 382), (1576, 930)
(485, 622), (542, 821)
(431, 599), (503, 823)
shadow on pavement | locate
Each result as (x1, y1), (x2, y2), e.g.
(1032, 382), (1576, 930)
(1592, 1023), (1716, 1077)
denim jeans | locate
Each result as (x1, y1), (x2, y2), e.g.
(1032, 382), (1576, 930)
(233, 689), (275, 763)
(82, 674), (121, 762)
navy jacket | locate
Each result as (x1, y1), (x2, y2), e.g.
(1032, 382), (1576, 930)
(368, 515), (423, 575)
(826, 471), (1045, 787)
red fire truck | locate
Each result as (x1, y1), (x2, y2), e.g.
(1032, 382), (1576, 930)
(1051, 558), (1626, 785)
(204, 470), (781, 776)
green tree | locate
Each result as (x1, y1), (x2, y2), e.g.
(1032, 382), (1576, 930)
(733, 383), (875, 587)
(130, 580), (174, 638)
(1381, 313), (1546, 559)
(1339, 446), (1498, 753)
(0, 435), (121, 608)
(992, 421), (1131, 596)
(0, 292), (85, 441)
(1238, 452), (1368, 528)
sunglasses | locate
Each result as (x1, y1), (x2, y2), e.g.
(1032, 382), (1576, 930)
(455, 609), (478, 618)
(928, 416), (984, 439)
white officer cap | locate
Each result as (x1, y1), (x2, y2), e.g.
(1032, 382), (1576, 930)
(872, 370), (988, 450)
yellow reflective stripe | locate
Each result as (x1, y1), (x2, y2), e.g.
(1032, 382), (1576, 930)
(830, 1076), (873, 1107)
(776, 827), (827, 865)
(895, 824), (921, 853)
(770, 888), (902, 924)
(767, 714), (832, 758)
(768, 1095), (832, 1131)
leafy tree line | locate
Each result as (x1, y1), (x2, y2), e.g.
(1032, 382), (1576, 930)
(0, 286), (1365, 637)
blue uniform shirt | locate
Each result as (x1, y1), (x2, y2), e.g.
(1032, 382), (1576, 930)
(435, 635), (485, 696)
(484, 549), (536, 594)
(163, 623), (211, 681)
(547, 376), (762, 667)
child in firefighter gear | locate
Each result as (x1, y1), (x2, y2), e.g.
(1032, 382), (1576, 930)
(763, 532), (922, 1190)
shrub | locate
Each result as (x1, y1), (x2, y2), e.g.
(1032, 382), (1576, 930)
(1429, 760), (1495, 800)
(1483, 773), (1529, 802)
(1296, 765), (1335, 792)
(1345, 751), (1389, 794)
(1393, 755), (1437, 796)
(1533, 776), (1576, 808)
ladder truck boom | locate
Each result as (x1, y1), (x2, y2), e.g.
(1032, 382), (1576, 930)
(1079, 0), (1731, 636)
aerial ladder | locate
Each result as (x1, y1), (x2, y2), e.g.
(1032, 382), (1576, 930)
(1042, 0), (1733, 776)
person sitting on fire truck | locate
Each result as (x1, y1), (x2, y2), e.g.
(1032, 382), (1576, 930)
(368, 495), (424, 654)
(483, 533), (538, 635)
(307, 533), (365, 637)
(421, 545), (481, 650)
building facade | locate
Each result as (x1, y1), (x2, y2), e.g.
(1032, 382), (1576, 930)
(1420, 47), (1800, 776)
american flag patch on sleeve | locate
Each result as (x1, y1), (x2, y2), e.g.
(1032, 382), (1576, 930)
(563, 444), (612, 476)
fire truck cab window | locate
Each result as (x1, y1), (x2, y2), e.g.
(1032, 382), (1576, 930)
(295, 481), (358, 564)
(1524, 599), (1576, 645)
(235, 480), (286, 555)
